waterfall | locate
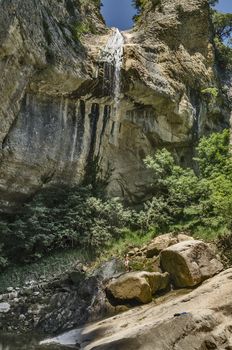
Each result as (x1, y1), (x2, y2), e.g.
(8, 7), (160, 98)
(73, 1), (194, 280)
(101, 28), (124, 110)
(70, 115), (78, 162)
(101, 28), (124, 144)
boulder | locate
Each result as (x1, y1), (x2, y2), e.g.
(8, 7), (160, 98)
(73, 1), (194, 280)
(0, 302), (10, 313)
(106, 271), (170, 304)
(64, 269), (232, 350)
(160, 240), (223, 288)
(145, 233), (193, 258)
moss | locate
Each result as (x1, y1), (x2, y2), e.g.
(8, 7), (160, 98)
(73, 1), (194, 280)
(201, 87), (219, 99)
(72, 21), (97, 40)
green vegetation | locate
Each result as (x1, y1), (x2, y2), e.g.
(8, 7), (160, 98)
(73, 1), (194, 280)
(201, 87), (219, 104)
(211, 10), (232, 69)
(0, 185), (139, 269)
(1, 130), (232, 271)
(132, 0), (159, 23)
(0, 249), (90, 293)
(142, 130), (232, 237)
(72, 21), (97, 40)
(80, 0), (102, 8)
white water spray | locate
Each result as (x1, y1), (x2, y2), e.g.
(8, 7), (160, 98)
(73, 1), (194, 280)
(101, 28), (124, 110)
(70, 116), (78, 162)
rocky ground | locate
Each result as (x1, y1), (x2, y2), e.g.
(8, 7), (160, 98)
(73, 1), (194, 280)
(0, 233), (225, 343)
(66, 268), (232, 350)
(0, 259), (126, 334)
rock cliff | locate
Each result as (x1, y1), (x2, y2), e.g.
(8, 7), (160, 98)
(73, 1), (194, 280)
(0, 0), (230, 211)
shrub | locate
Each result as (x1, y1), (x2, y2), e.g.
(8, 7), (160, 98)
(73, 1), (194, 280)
(141, 129), (232, 237)
(201, 87), (219, 104)
(0, 186), (137, 269)
(194, 129), (231, 178)
(1, 130), (232, 270)
(212, 11), (232, 69)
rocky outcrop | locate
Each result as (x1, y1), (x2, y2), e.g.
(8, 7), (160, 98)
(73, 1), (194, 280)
(0, 259), (125, 334)
(0, 237), (226, 339)
(0, 0), (106, 212)
(160, 240), (223, 287)
(0, 0), (230, 211)
(42, 269), (232, 349)
(106, 271), (170, 304)
(144, 232), (193, 258)
(125, 232), (193, 272)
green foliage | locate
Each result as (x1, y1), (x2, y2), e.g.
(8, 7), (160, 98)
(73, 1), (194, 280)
(132, 0), (150, 10)
(0, 248), (91, 293)
(217, 231), (232, 264)
(98, 229), (155, 263)
(132, 0), (157, 23)
(72, 21), (97, 40)
(212, 11), (232, 69)
(141, 130), (232, 239)
(195, 129), (231, 177)
(141, 150), (203, 232)
(80, 0), (102, 8)
(213, 11), (232, 42)
(0, 186), (137, 270)
(201, 87), (219, 104)
(1, 130), (232, 272)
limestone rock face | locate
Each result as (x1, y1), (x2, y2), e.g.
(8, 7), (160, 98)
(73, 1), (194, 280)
(106, 271), (170, 304)
(0, 0), (230, 210)
(145, 233), (193, 258)
(160, 240), (223, 287)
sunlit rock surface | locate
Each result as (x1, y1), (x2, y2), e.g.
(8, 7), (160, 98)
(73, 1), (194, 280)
(41, 268), (232, 350)
(0, 0), (230, 210)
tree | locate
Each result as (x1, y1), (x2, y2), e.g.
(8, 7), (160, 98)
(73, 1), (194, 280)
(212, 11), (232, 68)
(213, 12), (232, 43)
(142, 129), (232, 234)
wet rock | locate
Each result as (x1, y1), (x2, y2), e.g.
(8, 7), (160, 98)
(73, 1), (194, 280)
(65, 269), (232, 350)
(69, 271), (85, 285)
(93, 259), (125, 280)
(8, 292), (18, 300)
(0, 302), (10, 313)
(160, 240), (223, 287)
(106, 271), (170, 304)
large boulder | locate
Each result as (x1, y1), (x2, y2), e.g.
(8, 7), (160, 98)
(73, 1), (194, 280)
(44, 269), (232, 350)
(145, 233), (194, 258)
(160, 240), (223, 288)
(106, 271), (170, 304)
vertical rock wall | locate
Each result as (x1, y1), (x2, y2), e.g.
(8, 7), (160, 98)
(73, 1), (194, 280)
(0, 0), (231, 210)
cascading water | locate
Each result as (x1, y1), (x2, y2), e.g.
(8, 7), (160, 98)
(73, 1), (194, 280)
(100, 28), (124, 146)
(101, 28), (124, 115)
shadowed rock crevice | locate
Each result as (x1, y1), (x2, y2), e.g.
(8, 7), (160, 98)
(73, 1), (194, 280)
(0, 0), (231, 210)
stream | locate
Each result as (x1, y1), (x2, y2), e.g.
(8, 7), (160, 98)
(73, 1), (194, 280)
(0, 332), (75, 350)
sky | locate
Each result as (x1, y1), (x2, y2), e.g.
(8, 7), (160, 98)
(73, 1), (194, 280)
(101, 0), (232, 30)
(101, 0), (136, 30)
(214, 0), (232, 13)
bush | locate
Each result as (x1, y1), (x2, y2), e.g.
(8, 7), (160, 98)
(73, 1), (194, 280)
(140, 129), (232, 237)
(212, 11), (232, 69)
(195, 129), (231, 178)
(0, 186), (137, 269)
(1, 130), (232, 271)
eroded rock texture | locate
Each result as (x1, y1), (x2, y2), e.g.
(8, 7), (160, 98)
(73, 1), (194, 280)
(42, 268), (232, 350)
(0, 0), (230, 211)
